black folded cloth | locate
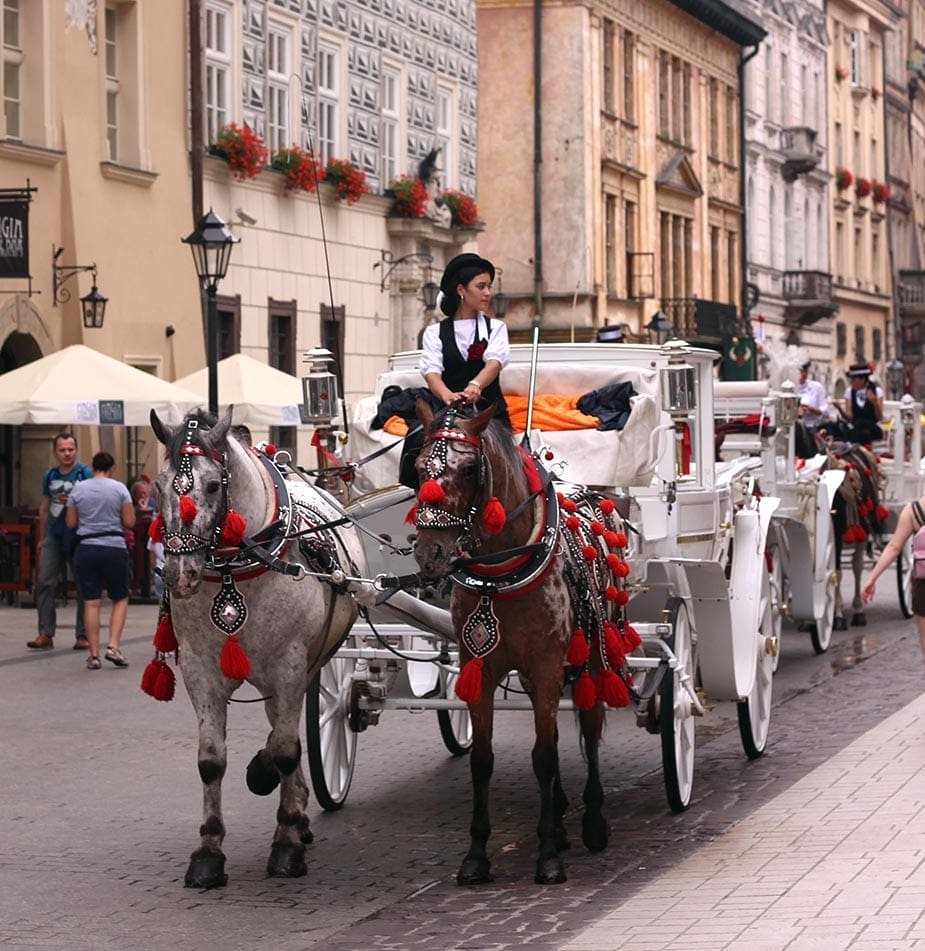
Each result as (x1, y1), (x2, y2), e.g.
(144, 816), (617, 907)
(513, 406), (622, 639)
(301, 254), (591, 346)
(372, 386), (443, 430)
(576, 381), (637, 432)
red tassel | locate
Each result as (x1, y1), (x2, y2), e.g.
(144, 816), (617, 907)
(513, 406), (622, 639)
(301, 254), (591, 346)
(595, 669), (631, 708)
(219, 509), (247, 546)
(573, 670), (597, 710)
(566, 628), (590, 666)
(149, 513), (163, 543)
(179, 495), (197, 522)
(875, 504), (890, 521)
(612, 532), (628, 549)
(481, 496), (506, 534)
(404, 503), (418, 525)
(599, 499), (615, 515)
(418, 478), (446, 504)
(263, 443), (277, 456)
(582, 544), (598, 562)
(153, 661), (176, 702)
(153, 610), (178, 653)
(603, 622), (625, 668)
(590, 520), (604, 536)
(565, 515), (580, 532)
(605, 586), (629, 606)
(608, 556), (630, 578)
(455, 656), (484, 703)
(220, 634), (251, 680)
(622, 622), (642, 652)
(855, 526), (868, 541)
(561, 497), (577, 512)
(140, 658), (160, 696)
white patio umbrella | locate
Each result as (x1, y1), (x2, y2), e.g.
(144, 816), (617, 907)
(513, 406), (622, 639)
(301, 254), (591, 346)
(174, 353), (304, 427)
(0, 345), (204, 426)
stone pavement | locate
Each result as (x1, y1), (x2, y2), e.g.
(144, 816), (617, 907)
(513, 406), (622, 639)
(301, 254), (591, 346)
(566, 690), (925, 951)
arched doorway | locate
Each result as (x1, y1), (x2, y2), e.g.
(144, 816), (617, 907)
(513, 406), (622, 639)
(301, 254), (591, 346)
(0, 330), (42, 508)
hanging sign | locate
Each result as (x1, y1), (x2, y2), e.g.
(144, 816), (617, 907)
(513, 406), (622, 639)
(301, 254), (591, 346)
(0, 200), (29, 279)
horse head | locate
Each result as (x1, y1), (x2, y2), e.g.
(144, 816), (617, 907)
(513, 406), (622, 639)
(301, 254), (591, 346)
(151, 406), (234, 597)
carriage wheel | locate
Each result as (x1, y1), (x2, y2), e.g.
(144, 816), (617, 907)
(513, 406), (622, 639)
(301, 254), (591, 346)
(767, 545), (784, 673)
(737, 570), (775, 760)
(437, 669), (472, 756)
(305, 656), (358, 812)
(897, 536), (914, 620)
(659, 597), (696, 813)
(808, 539), (837, 654)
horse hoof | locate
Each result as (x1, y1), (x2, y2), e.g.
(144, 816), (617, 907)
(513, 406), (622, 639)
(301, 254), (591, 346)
(298, 815), (314, 845)
(185, 847), (228, 889)
(534, 856), (567, 885)
(851, 613), (867, 627)
(833, 616), (849, 632)
(582, 814), (609, 853)
(456, 857), (493, 886)
(245, 750), (280, 796)
(267, 842), (307, 878)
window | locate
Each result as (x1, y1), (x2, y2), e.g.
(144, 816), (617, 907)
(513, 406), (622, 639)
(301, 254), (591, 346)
(725, 84), (736, 163)
(267, 25), (290, 154)
(216, 294), (241, 359)
(764, 43), (772, 116)
(205, 2), (230, 145)
(2, 0), (20, 140)
(872, 327), (882, 362)
(269, 299), (296, 454)
(710, 225), (721, 296)
(602, 19), (615, 114)
(436, 85), (453, 188)
(317, 44), (339, 163)
(105, 5), (118, 160)
(657, 52), (690, 144)
(622, 30), (635, 121)
(604, 194), (617, 294)
(726, 231), (737, 305)
(848, 29), (864, 86)
(836, 321), (847, 357)
(658, 51), (669, 136)
(709, 79), (719, 156)
(659, 211), (693, 299)
(834, 121), (843, 168)
(854, 226), (862, 281)
(381, 67), (400, 187)
(780, 52), (788, 125)
(769, 185), (778, 269)
(854, 324), (865, 359)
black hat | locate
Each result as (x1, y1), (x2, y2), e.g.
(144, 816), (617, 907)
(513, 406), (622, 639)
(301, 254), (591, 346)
(801, 361), (811, 370)
(847, 362), (872, 377)
(439, 253), (495, 294)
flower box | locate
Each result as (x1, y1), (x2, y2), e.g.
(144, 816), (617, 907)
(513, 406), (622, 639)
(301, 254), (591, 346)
(872, 181), (889, 204)
(271, 146), (324, 193)
(437, 189), (479, 227)
(835, 64), (848, 81)
(855, 177), (872, 199)
(213, 123), (267, 181)
(835, 167), (853, 191)
(387, 175), (428, 218)
(324, 158), (369, 204)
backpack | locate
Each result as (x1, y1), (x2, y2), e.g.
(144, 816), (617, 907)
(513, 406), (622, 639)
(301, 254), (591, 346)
(912, 501), (925, 579)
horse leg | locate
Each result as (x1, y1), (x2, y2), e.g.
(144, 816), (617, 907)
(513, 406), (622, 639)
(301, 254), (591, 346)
(552, 725), (570, 853)
(457, 690), (495, 886)
(531, 678), (567, 885)
(578, 701), (608, 853)
(264, 690), (311, 878)
(851, 543), (867, 626)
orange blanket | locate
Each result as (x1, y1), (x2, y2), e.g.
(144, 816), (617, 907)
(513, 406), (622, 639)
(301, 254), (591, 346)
(506, 395), (599, 434)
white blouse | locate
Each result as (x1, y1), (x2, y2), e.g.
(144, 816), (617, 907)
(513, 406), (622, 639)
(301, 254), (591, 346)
(419, 314), (510, 378)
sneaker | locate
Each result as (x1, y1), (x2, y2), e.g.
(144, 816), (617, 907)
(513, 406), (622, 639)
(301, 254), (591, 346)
(27, 634), (54, 650)
(105, 645), (129, 668)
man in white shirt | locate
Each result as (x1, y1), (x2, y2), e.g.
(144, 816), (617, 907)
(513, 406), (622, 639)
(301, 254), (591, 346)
(797, 362), (829, 431)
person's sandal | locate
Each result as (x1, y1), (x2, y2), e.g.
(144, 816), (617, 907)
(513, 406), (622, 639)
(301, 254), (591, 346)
(104, 645), (129, 668)
(86, 655), (101, 670)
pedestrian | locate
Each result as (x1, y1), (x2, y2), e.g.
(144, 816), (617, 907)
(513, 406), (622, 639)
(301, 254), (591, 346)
(65, 451), (135, 671)
(796, 361), (829, 432)
(27, 432), (93, 651)
(840, 362), (884, 443)
(862, 496), (925, 664)
(131, 477), (157, 514)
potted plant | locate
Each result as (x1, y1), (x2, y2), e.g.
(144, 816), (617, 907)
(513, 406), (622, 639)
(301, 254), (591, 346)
(872, 180), (889, 204)
(386, 175), (428, 217)
(323, 158), (369, 204)
(437, 189), (479, 227)
(835, 64), (848, 81)
(855, 176), (872, 199)
(835, 167), (853, 191)
(212, 122), (267, 181)
(271, 145), (324, 193)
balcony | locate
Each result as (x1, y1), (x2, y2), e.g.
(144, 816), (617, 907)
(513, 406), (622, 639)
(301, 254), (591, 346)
(899, 270), (925, 317)
(660, 297), (740, 346)
(782, 270), (837, 325)
(780, 126), (819, 182)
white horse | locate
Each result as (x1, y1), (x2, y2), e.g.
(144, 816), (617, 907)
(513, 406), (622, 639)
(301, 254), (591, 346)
(149, 407), (369, 887)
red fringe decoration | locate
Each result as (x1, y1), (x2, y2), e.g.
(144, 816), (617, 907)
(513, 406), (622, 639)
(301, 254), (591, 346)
(612, 532), (628, 549)
(418, 478), (446, 503)
(264, 443), (277, 456)
(153, 611), (178, 653)
(608, 556), (630, 578)
(622, 623), (642, 652)
(565, 515), (580, 532)
(153, 661), (176, 702)
(219, 510), (247, 546)
(599, 499), (615, 515)
(582, 544), (598, 562)
(844, 524), (868, 543)
(455, 656), (484, 703)
(149, 513), (163, 543)
(179, 495), (197, 522)
(482, 496), (506, 534)
(140, 658), (159, 696)
(566, 628), (590, 666)
(573, 670), (597, 710)
(404, 503), (418, 525)
(595, 669), (631, 708)
(220, 634), (251, 680)
(875, 504), (890, 522)
(589, 520), (604, 536)
(561, 497), (577, 513)
(603, 622), (625, 668)
(605, 586), (629, 606)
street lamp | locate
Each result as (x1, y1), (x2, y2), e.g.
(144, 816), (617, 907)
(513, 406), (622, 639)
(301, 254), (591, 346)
(181, 209), (239, 415)
(886, 358), (905, 399)
(52, 245), (108, 328)
(647, 309), (672, 344)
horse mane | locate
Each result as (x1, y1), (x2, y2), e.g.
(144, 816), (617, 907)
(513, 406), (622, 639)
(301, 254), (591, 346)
(763, 339), (810, 390)
(164, 409), (224, 468)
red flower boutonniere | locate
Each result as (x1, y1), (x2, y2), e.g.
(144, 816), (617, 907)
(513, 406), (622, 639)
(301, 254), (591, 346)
(467, 341), (486, 361)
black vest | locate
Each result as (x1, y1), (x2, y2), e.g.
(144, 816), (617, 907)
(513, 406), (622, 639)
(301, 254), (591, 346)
(438, 316), (508, 422)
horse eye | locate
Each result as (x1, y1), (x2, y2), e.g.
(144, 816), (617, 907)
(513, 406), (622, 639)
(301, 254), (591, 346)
(206, 480), (221, 494)
(460, 462), (478, 479)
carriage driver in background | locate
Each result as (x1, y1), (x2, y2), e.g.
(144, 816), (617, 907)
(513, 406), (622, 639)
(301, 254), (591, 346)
(796, 361), (829, 433)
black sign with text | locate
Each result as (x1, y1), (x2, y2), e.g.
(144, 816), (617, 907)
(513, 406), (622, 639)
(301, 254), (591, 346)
(0, 200), (29, 278)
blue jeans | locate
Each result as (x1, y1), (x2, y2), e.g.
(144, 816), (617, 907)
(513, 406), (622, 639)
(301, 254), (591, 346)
(36, 535), (86, 639)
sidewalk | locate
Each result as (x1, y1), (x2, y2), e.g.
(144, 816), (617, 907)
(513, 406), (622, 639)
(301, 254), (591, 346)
(566, 691), (925, 951)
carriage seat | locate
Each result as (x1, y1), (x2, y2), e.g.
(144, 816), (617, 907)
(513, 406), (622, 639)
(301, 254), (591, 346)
(349, 363), (661, 491)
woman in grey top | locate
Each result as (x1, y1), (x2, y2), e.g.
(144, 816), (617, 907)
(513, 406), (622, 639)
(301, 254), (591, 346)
(66, 452), (135, 670)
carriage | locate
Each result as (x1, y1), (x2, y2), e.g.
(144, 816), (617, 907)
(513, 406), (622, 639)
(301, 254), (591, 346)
(305, 339), (782, 817)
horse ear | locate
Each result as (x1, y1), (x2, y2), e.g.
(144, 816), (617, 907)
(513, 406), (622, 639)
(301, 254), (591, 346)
(150, 409), (176, 446)
(461, 402), (495, 435)
(206, 405), (234, 449)
(416, 398), (435, 427)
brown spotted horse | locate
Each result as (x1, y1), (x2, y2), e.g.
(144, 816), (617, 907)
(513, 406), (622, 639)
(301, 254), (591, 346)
(146, 407), (369, 888)
(412, 401), (637, 885)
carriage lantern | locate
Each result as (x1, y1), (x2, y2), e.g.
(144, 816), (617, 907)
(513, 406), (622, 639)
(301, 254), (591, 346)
(660, 350), (698, 478)
(302, 347), (340, 425)
(776, 380), (800, 429)
(900, 393), (917, 427)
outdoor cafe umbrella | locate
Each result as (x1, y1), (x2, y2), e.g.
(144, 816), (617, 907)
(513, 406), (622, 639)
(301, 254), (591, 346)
(0, 345), (203, 426)
(174, 353), (305, 427)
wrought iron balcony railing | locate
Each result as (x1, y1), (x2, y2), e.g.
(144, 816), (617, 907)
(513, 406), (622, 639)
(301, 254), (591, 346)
(782, 270), (836, 325)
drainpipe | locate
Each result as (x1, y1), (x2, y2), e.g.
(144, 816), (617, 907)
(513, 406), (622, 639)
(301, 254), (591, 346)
(189, 0), (204, 223)
(533, 0), (543, 323)
(739, 43), (762, 340)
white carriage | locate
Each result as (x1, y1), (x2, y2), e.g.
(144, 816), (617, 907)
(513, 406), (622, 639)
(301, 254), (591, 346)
(713, 380), (844, 654)
(305, 340), (783, 814)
